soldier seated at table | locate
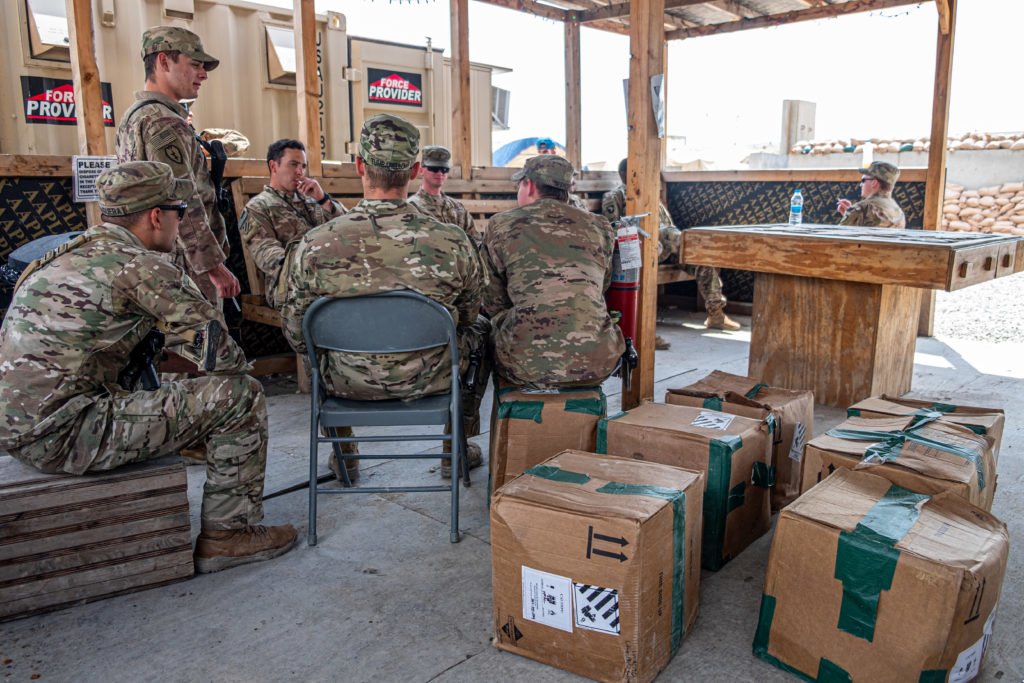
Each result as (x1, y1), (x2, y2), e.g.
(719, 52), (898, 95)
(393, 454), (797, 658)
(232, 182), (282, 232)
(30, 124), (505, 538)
(603, 158), (740, 336)
(0, 161), (297, 574)
(482, 155), (625, 389)
(279, 114), (490, 480)
(837, 161), (906, 228)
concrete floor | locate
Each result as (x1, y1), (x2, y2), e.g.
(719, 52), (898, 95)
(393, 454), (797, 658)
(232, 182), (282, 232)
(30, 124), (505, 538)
(2, 308), (1021, 682)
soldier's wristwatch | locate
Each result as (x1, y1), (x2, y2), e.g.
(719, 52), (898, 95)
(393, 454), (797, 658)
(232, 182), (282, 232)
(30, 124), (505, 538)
(319, 192), (332, 206)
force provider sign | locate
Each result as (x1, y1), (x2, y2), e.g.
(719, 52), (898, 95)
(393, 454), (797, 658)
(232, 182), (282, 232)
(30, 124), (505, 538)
(21, 77), (115, 126)
(366, 68), (423, 108)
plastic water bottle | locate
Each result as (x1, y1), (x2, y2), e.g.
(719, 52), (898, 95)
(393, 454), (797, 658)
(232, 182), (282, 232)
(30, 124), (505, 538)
(788, 189), (803, 225)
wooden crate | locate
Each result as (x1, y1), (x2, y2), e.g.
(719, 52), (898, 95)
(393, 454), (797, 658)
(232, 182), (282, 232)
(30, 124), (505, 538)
(0, 454), (193, 621)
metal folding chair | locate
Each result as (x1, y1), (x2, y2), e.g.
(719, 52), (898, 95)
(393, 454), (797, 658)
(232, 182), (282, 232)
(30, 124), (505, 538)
(302, 291), (469, 545)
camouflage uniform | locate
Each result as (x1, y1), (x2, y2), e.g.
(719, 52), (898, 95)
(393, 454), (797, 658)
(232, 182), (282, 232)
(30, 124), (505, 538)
(116, 27), (227, 304)
(200, 128), (250, 157)
(483, 156), (625, 389)
(602, 184), (727, 312)
(841, 162), (906, 229)
(409, 146), (479, 245)
(567, 193), (588, 211)
(0, 162), (267, 532)
(240, 185), (344, 308)
(278, 115), (489, 436)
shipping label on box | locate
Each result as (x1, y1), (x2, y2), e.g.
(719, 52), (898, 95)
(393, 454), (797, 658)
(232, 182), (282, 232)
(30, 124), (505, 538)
(802, 413), (998, 511)
(597, 402), (772, 571)
(492, 450), (704, 683)
(848, 395), (1005, 460)
(489, 384), (606, 493)
(754, 468), (1008, 682)
(666, 369), (814, 511)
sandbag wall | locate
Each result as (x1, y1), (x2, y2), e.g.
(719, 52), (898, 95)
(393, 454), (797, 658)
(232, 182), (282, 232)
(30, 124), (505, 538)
(941, 181), (1024, 236)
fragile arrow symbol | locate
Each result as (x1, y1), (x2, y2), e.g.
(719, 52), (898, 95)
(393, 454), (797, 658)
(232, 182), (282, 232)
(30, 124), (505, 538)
(591, 548), (628, 562)
(593, 532), (628, 547)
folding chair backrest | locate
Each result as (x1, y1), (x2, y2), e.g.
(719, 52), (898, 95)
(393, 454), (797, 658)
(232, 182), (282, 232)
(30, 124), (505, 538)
(302, 291), (456, 356)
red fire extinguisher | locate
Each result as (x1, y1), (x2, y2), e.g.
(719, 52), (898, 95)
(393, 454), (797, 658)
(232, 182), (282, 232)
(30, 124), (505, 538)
(606, 213), (647, 388)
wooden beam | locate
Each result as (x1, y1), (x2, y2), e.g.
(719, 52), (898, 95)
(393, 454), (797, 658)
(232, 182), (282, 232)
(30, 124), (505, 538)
(919, 0), (957, 337)
(450, 0), (473, 178)
(935, 0), (951, 34)
(580, 0), (707, 23)
(564, 20), (582, 171)
(470, 0), (568, 22)
(294, 0), (322, 176)
(708, 0), (762, 19)
(667, 0), (924, 40)
(622, 0), (665, 409)
(65, 0), (106, 225)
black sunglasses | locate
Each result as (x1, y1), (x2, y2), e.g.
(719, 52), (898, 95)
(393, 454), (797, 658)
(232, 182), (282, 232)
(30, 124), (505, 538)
(424, 166), (450, 174)
(157, 204), (187, 219)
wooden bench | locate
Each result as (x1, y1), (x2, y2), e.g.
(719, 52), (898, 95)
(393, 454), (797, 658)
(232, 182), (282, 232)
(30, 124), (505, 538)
(0, 454), (193, 621)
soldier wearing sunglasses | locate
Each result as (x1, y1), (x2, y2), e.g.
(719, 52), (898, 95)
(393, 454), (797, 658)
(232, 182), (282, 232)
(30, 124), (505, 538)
(409, 146), (479, 247)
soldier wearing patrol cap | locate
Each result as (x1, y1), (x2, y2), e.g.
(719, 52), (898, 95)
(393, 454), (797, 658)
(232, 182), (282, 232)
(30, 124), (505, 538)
(279, 115), (491, 479)
(837, 160), (907, 228)
(0, 161), (297, 574)
(116, 26), (241, 306)
(482, 155), (625, 389)
(409, 145), (479, 246)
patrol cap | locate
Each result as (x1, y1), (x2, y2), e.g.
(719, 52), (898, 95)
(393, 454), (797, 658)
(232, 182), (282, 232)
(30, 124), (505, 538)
(421, 145), (452, 170)
(358, 114), (420, 171)
(141, 26), (220, 71)
(511, 155), (575, 191)
(97, 161), (192, 217)
(859, 160), (900, 186)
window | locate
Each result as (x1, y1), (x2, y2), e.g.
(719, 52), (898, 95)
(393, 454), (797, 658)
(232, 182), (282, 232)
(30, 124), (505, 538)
(266, 25), (296, 86)
(25, 0), (70, 62)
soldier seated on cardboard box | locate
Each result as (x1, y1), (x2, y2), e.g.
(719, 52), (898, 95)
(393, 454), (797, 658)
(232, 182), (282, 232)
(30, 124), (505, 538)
(603, 158), (740, 334)
(836, 161), (906, 229)
(482, 155), (625, 390)
(0, 161), (297, 574)
(278, 114), (491, 480)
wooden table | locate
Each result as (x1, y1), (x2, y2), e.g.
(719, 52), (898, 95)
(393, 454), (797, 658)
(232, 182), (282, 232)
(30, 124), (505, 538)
(684, 224), (1024, 407)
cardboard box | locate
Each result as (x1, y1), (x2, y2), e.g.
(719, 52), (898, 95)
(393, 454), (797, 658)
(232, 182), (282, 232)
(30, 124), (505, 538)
(666, 370), (814, 511)
(489, 383), (606, 492)
(492, 450), (704, 683)
(802, 414), (998, 511)
(597, 402), (772, 571)
(848, 395), (1005, 460)
(754, 468), (1008, 682)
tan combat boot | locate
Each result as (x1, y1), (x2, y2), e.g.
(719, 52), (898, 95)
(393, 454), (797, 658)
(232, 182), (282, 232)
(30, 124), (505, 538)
(441, 441), (483, 479)
(655, 335), (671, 350)
(328, 452), (361, 484)
(704, 307), (741, 331)
(194, 524), (299, 574)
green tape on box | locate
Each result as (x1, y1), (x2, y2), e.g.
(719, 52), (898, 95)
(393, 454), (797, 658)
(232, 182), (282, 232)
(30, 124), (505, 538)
(595, 411), (627, 454)
(523, 465), (591, 484)
(828, 422), (987, 490)
(752, 461), (775, 488)
(727, 481), (745, 512)
(745, 383), (768, 400)
(846, 408), (862, 417)
(564, 396), (606, 416)
(703, 435), (742, 571)
(930, 402), (956, 413)
(834, 484), (929, 641)
(816, 659), (853, 683)
(753, 594), (818, 682)
(702, 396), (723, 411)
(598, 481), (686, 654)
(497, 400), (545, 423)
(918, 671), (948, 683)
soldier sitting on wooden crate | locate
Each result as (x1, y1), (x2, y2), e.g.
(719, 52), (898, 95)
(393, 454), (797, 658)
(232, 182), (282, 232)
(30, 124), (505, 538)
(0, 161), (297, 574)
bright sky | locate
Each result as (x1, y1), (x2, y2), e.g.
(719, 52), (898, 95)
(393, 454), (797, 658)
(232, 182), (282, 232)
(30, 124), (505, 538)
(279, 0), (1020, 168)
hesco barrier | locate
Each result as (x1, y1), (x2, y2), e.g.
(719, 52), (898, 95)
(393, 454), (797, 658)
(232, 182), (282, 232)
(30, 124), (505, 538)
(664, 178), (927, 302)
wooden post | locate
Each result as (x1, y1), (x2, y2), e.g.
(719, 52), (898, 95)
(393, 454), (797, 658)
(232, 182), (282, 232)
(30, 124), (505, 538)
(450, 0), (472, 178)
(919, 0), (956, 337)
(622, 0), (665, 409)
(66, 0), (106, 225)
(564, 20), (582, 171)
(294, 0), (322, 177)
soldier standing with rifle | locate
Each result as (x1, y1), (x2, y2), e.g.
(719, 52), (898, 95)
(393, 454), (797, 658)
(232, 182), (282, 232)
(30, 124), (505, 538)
(0, 162), (297, 573)
(116, 26), (240, 306)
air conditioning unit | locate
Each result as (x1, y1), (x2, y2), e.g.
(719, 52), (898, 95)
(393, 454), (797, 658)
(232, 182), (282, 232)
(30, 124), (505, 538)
(491, 86), (510, 130)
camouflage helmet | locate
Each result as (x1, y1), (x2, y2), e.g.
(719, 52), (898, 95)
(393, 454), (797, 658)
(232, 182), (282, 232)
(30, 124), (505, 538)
(512, 155), (574, 191)
(421, 145), (452, 170)
(97, 161), (192, 217)
(859, 161), (900, 186)
(141, 26), (219, 71)
(358, 114), (420, 170)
